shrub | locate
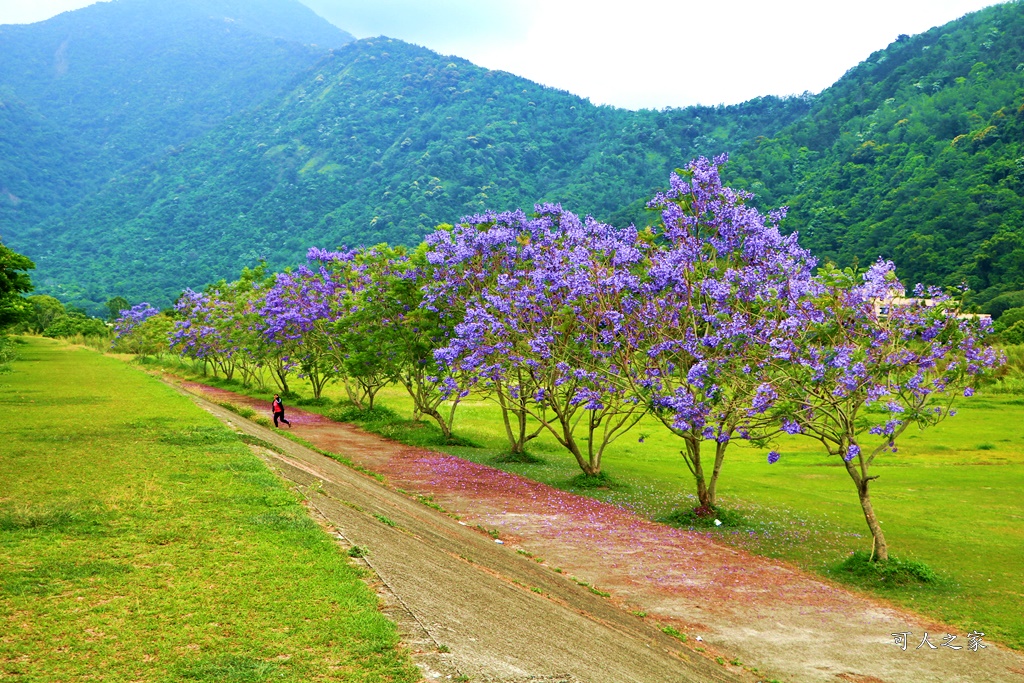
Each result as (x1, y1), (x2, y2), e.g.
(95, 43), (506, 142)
(836, 550), (937, 585)
(984, 291), (1024, 319)
(994, 306), (1024, 332)
(659, 504), (746, 529)
(1002, 320), (1024, 346)
(42, 312), (110, 339)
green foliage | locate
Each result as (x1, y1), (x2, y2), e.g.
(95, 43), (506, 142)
(986, 291), (1024, 318)
(996, 306), (1024, 329)
(835, 550), (938, 586)
(105, 296), (130, 321)
(111, 312), (174, 356)
(661, 625), (687, 642)
(0, 0), (350, 294)
(23, 295), (65, 334)
(0, 335), (18, 372)
(658, 505), (747, 529)
(1002, 319), (1024, 345)
(0, 239), (34, 329)
(41, 312), (110, 339)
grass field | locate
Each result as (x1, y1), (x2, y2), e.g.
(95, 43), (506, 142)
(148, 355), (1024, 651)
(0, 338), (419, 682)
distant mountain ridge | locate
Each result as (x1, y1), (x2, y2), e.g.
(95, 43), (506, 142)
(2, 0), (1023, 313)
(0, 0), (352, 234)
(11, 36), (809, 308)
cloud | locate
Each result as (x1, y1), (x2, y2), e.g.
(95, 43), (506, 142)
(0, 0), (1006, 109)
(0, 0), (101, 25)
(299, 0), (532, 46)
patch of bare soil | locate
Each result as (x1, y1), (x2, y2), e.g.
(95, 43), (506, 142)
(179, 380), (1024, 683)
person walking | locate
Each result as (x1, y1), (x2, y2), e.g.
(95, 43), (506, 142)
(272, 394), (291, 428)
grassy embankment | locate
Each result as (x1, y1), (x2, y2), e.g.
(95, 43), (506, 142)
(0, 338), (419, 682)
(150, 354), (1024, 650)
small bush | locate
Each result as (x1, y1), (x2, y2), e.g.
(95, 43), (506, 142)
(494, 449), (545, 464)
(347, 545), (367, 558)
(835, 550), (937, 585)
(659, 504), (746, 529)
(328, 402), (400, 424)
(295, 396), (333, 407)
(567, 472), (620, 490)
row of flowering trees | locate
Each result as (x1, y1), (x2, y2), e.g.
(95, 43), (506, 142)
(115, 156), (1001, 561)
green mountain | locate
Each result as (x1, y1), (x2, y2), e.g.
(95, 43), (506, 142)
(4, 0), (1024, 313)
(0, 0), (352, 233)
(11, 38), (808, 309)
(724, 1), (1024, 301)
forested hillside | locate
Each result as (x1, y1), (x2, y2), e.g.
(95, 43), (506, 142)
(0, 0), (351, 234)
(13, 37), (808, 309)
(725, 1), (1024, 302)
(3, 0), (1023, 313)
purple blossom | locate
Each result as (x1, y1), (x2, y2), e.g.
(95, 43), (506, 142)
(767, 451), (781, 465)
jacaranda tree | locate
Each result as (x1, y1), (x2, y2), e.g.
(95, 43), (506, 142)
(171, 289), (239, 379)
(428, 205), (650, 476)
(112, 302), (169, 357)
(634, 156), (818, 510)
(260, 258), (350, 399)
(767, 259), (1002, 560)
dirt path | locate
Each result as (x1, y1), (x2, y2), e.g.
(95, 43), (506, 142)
(178, 379), (1024, 683)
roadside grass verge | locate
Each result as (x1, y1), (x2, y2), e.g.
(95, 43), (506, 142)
(0, 338), (419, 682)
(140, 357), (1024, 649)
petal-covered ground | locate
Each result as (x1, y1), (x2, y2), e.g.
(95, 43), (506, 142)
(181, 380), (1024, 683)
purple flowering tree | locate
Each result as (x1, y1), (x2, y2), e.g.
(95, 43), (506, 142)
(259, 259), (344, 399)
(171, 289), (240, 379)
(221, 266), (291, 392)
(424, 214), (544, 456)
(352, 244), (468, 440)
(308, 247), (395, 411)
(428, 206), (650, 476)
(635, 156), (817, 511)
(769, 260), (1002, 560)
(112, 303), (170, 357)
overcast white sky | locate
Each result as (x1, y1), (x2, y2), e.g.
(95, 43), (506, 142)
(0, 0), (1007, 109)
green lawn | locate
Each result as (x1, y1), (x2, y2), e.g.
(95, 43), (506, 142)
(151, 356), (1024, 650)
(0, 338), (419, 682)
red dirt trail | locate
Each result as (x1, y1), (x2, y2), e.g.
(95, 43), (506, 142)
(181, 380), (1024, 683)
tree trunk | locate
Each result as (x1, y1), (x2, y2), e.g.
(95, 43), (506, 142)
(495, 386), (537, 455)
(705, 439), (730, 508)
(343, 378), (364, 410)
(844, 459), (889, 561)
(562, 427), (599, 476)
(857, 481), (888, 561)
(682, 438), (712, 509)
(273, 361), (290, 395)
(420, 404), (453, 440)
